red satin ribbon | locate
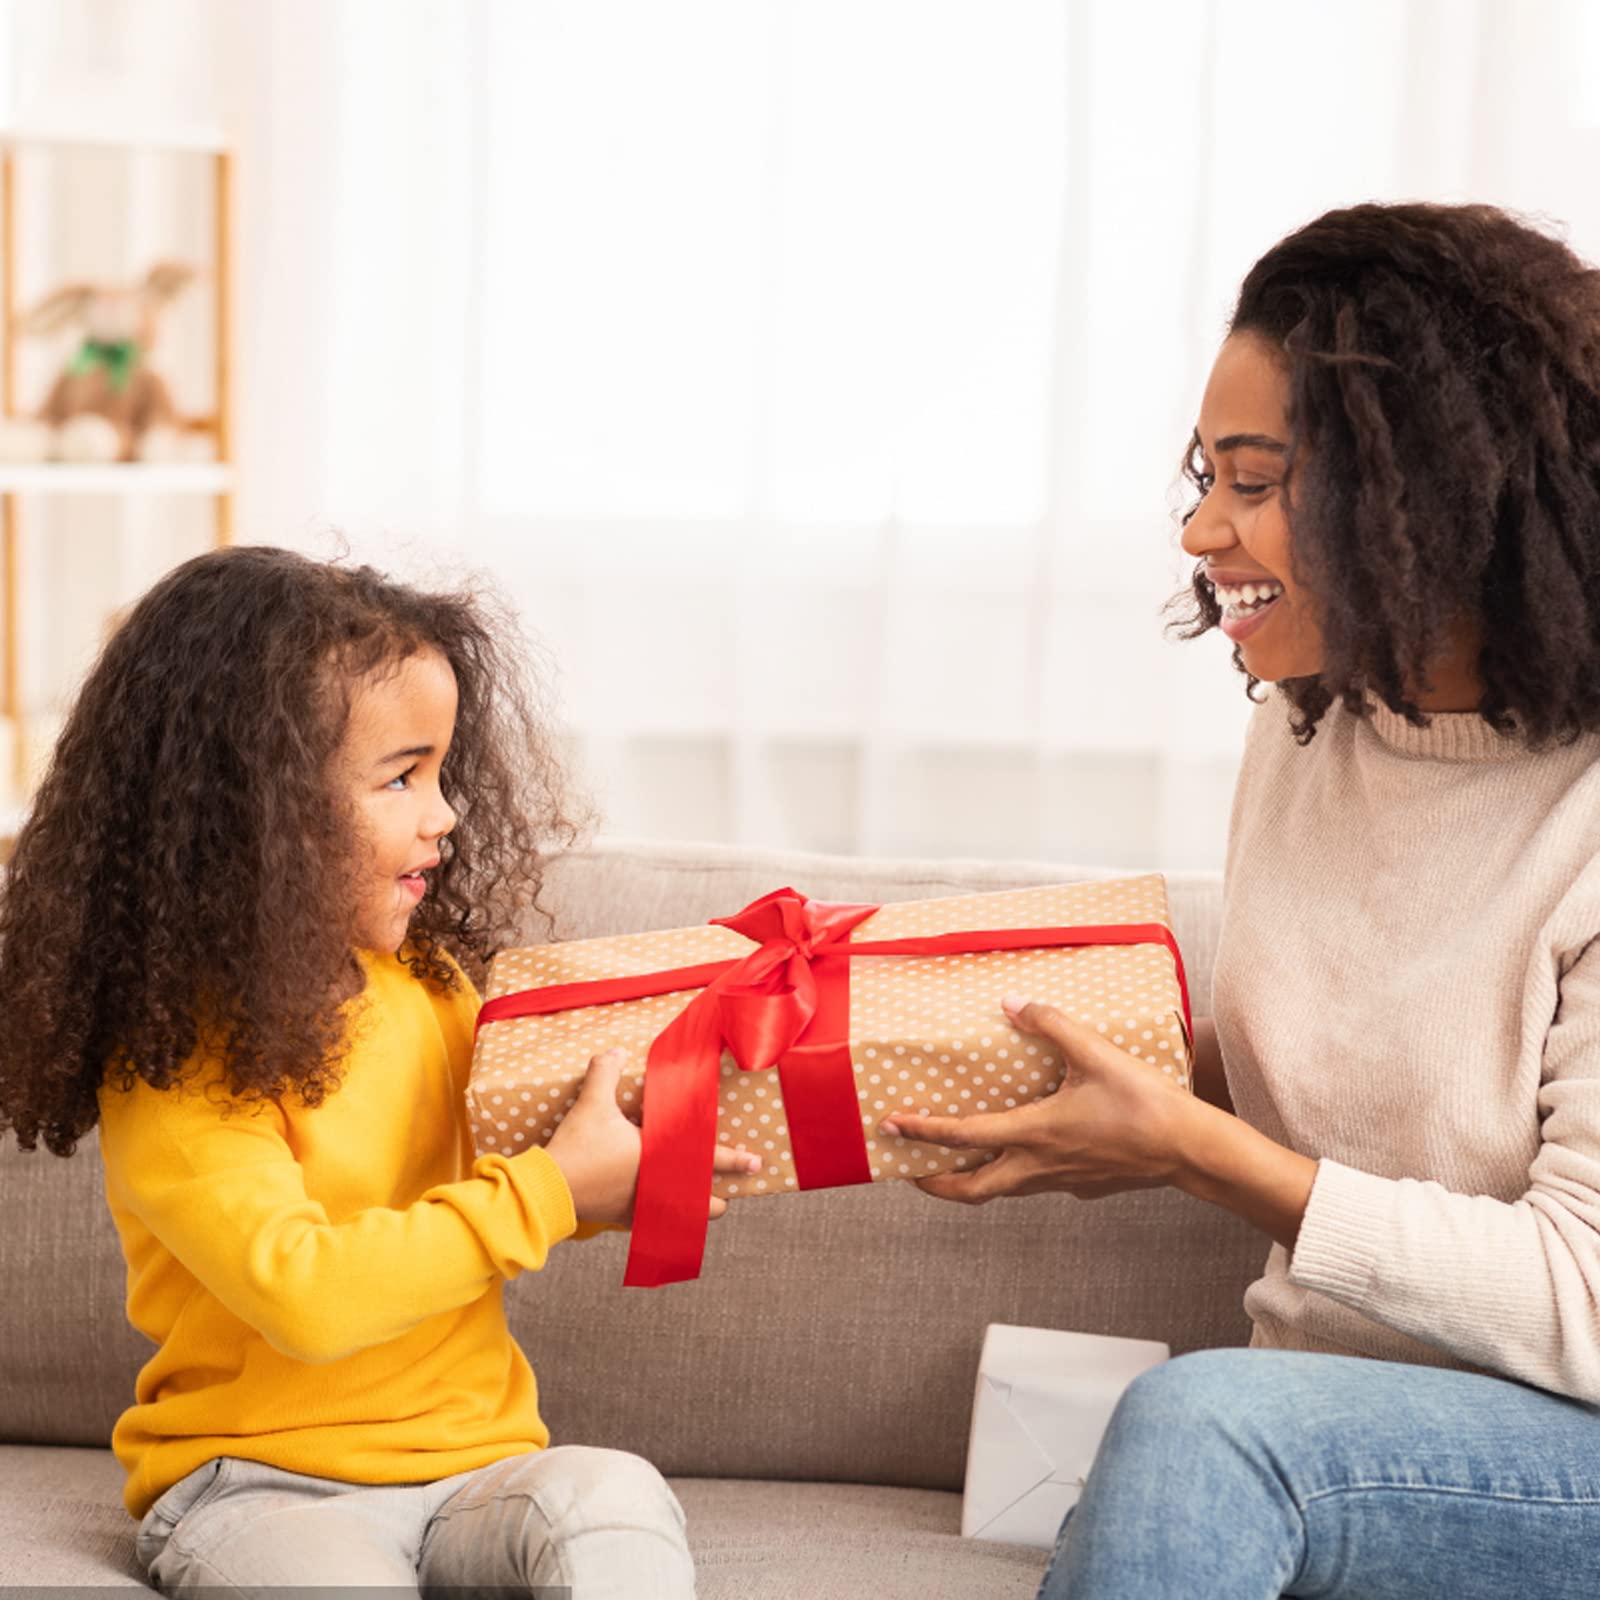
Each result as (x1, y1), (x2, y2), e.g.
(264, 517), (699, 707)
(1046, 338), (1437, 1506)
(476, 887), (1192, 1288)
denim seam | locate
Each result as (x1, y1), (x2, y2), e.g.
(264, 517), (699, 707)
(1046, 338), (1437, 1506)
(419, 1487), (560, 1569)
(151, 1457), (235, 1534)
(1299, 1482), (1600, 1509)
(427, 1486), (687, 1533)
(159, 1539), (251, 1596)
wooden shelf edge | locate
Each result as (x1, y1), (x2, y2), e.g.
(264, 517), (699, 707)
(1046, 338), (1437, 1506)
(0, 463), (236, 495)
(0, 124), (231, 154)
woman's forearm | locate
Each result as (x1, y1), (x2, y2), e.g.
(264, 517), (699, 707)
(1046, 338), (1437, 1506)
(1188, 1016), (1233, 1114)
(1172, 1096), (1318, 1252)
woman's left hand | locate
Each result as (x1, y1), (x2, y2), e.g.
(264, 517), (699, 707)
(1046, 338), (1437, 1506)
(878, 994), (1200, 1205)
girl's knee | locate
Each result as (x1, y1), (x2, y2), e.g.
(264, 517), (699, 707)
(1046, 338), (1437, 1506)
(535, 1446), (686, 1538)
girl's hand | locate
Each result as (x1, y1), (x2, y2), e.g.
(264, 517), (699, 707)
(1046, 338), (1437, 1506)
(543, 1048), (760, 1227)
(877, 995), (1199, 1205)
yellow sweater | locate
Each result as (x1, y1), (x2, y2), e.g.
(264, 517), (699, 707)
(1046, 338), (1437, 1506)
(96, 950), (581, 1520)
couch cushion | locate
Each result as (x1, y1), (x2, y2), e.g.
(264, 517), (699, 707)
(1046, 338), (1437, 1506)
(531, 838), (1225, 1010)
(676, 1477), (1048, 1600)
(0, 1444), (147, 1586)
(0, 1444), (1049, 1598)
(0, 1135), (157, 1449)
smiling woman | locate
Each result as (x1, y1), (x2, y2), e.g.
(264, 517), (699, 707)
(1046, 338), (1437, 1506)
(888, 202), (1600, 1600)
(1170, 202), (1600, 745)
(1178, 334), (1488, 714)
(1184, 358), (1306, 671)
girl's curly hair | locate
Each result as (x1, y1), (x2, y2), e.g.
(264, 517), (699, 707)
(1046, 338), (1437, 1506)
(1167, 201), (1600, 744)
(0, 545), (585, 1155)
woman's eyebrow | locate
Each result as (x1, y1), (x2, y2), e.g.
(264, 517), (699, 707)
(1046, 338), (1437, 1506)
(1212, 432), (1287, 454)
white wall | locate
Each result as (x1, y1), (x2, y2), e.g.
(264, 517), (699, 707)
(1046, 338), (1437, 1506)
(9, 1), (1600, 870)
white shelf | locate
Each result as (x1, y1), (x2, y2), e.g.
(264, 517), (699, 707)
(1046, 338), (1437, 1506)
(0, 463), (234, 495)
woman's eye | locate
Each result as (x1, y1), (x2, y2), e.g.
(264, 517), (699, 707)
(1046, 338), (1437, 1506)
(1233, 481), (1274, 499)
(386, 766), (416, 791)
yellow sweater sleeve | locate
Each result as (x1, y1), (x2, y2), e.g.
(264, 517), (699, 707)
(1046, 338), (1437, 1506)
(98, 1073), (579, 1366)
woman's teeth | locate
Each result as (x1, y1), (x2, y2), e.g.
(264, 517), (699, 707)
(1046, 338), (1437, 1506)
(1212, 579), (1284, 617)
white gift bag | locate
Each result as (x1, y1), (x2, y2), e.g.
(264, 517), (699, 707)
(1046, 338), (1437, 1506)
(961, 1322), (1169, 1548)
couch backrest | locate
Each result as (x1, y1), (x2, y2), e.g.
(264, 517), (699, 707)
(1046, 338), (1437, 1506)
(0, 839), (1262, 1493)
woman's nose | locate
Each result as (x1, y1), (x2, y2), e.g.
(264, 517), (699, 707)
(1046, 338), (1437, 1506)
(1179, 495), (1232, 561)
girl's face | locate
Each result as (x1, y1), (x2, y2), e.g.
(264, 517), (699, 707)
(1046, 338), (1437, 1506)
(340, 646), (460, 955)
(1180, 331), (1326, 682)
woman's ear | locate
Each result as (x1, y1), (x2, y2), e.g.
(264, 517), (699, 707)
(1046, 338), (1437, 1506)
(17, 283), (96, 337)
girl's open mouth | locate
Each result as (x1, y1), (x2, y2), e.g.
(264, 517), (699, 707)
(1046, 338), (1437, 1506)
(399, 871), (427, 901)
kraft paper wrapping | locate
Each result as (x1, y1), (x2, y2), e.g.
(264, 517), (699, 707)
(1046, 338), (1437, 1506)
(468, 875), (1191, 1200)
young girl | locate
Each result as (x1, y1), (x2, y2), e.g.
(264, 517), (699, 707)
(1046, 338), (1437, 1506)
(882, 202), (1600, 1598)
(0, 545), (759, 1597)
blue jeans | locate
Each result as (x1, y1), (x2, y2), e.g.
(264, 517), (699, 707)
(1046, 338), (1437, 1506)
(1039, 1348), (1600, 1599)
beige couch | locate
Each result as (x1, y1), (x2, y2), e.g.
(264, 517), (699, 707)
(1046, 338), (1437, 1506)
(0, 838), (1261, 1598)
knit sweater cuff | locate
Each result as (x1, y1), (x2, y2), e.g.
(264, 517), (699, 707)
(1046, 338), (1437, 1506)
(498, 1145), (580, 1245)
(1287, 1158), (1391, 1307)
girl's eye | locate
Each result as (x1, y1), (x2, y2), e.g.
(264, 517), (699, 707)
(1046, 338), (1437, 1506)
(386, 765), (417, 792)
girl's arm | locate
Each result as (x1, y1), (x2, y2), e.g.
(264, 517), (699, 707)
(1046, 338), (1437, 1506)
(99, 1067), (581, 1366)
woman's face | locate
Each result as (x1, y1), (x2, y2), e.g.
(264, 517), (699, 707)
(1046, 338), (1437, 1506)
(1179, 331), (1325, 683)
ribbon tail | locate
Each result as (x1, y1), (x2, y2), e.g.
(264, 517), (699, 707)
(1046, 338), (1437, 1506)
(778, 946), (871, 1190)
(623, 987), (726, 1288)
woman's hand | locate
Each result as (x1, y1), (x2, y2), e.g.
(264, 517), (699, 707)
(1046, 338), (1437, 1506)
(881, 995), (1317, 1250)
(878, 995), (1202, 1205)
(544, 1048), (760, 1227)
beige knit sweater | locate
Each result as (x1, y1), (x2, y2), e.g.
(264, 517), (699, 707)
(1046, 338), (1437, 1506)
(1212, 688), (1600, 1402)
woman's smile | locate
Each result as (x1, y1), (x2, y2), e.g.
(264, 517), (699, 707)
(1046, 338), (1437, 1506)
(1204, 564), (1288, 643)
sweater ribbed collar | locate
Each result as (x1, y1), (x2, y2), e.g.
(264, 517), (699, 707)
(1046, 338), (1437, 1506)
(1360, 697), (1529, 762)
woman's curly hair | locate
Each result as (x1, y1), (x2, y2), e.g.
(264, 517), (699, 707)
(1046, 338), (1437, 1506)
(1168, 201), (1600, 744)
(0, 545), (585, 1155)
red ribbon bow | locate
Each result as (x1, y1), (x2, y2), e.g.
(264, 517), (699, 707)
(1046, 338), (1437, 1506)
(705, 888), (878, 1072)
(476, 886), (1192, 1288)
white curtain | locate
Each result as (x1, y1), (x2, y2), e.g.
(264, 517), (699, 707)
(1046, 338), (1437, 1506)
(16, 0), (1600, 868)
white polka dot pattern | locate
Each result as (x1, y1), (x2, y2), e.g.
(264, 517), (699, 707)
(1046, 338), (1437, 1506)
(467, 875), (1192, 1202)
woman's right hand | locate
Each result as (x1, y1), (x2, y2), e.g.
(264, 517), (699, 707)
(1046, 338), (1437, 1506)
(542, 1047), (760, 1227)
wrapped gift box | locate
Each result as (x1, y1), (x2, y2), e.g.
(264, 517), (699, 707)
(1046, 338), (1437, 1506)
(468, 876), (1192, 1285)
(962, 1323), (1170, 1548)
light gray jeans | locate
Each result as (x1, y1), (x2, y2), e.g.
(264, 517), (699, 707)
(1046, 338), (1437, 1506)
(133, 1445), (695, 1598)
